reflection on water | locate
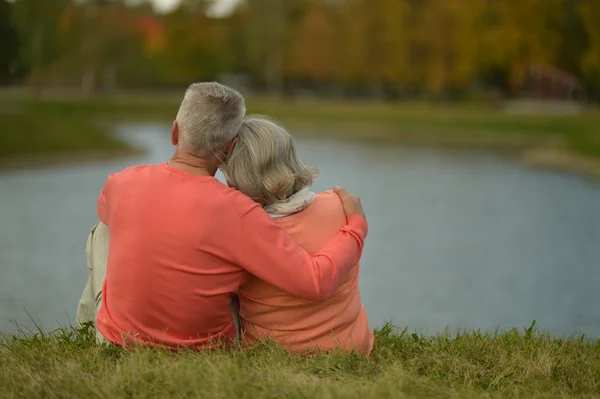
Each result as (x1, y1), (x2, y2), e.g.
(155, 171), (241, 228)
(1, 124), (599, 336)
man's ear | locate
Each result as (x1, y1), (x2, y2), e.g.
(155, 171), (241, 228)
(171, 121), (179, 146)
(225, 136), (239, 158)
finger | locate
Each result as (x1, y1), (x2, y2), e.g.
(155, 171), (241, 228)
(332, 185), (348, 199)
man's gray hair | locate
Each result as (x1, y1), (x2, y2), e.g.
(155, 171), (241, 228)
(223, 115), (320, 206)
(175, 82), (246, 153)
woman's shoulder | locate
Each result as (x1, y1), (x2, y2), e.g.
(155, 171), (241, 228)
(313, 190), (345, 215)
(286, 190), (346, 247)
(316, 190), (341, 203)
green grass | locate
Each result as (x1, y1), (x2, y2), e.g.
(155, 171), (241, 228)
(248, 98), (600, 156)
(0, 107), (128, 158)
(2, 90), (600, 171)
(0, 92), (178, 163)
(2, 322), (599, 398)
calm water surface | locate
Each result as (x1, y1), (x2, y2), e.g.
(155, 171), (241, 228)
(1, 124), (599, 336)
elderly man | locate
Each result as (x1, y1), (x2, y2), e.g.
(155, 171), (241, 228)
(76, 82), (368, 350)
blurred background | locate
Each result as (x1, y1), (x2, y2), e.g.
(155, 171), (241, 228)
(1, 0), (600, 100)
(1, 0), (600, 337)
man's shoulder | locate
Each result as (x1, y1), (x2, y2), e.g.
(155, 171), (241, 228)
(108, 164), (159, 184)
(114, 164), (156, 176)
(211, 181), (261, 216)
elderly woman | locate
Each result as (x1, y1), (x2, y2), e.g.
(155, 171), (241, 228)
(223, 116), (374, 355)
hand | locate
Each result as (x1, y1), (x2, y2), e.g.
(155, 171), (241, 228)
(333, 185), (365, 219)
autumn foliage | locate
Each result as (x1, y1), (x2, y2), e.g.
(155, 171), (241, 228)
(5, 0), (600, 98)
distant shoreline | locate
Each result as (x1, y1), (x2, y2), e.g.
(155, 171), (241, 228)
(3, 127), (600, 181)
(0, 148), (144, 173)
(1, 94), (599, 179)
(289, 121), (600, 180)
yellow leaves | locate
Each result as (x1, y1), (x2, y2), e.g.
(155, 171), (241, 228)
(335, 0), (410, 85)
(377, 0), (409, 83)
(286, 5), (339, 81)
(495, 0), (564, 62)
(480, 0), (567, 90)
(58, 4), (76, 32)
(21, 0), (600, 93)
(143, 32), (167, 57)
(406, 0), (486, 93)
(140, 18), (167, 57)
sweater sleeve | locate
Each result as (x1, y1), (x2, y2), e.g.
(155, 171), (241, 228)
(236, 206), (368, 301)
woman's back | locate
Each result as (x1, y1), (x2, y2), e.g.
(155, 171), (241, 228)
(239, 190), (373, 355)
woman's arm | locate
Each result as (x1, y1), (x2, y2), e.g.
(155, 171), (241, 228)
(236, 188), (368, 301)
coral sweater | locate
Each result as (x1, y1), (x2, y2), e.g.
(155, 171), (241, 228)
(95, 163), (368, 350)
(240, 191), (374, 355)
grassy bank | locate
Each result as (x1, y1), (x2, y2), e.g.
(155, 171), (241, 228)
(1, 323), (599, 398)
(2, 90), (600, 176)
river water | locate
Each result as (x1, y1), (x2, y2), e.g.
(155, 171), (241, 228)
(1, 124), (600, 336)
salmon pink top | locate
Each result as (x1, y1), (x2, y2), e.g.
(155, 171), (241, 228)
(240, 191), (374, 355)
(95, 163), (368, 350)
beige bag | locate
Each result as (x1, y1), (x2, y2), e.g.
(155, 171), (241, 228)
(76, 222), (109, 343)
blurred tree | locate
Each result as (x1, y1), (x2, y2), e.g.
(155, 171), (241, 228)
(376, 0), (410, 92)
(10, 0), (69, 93)
(446, 0), (487, 89)
(409, 0), (453, 95)
(243, 0), (296, 95)
(579, 0), (600, 91)
(0, 0), (20, 84)
(57, 0), (142, 95)
(285, 2), (339, 83)
(4, 0), (600, 100)
(338, 0), (409, 98)
(160, 3), (235, 84)
(337, 0), (369, 87)
(557, 0), (588, 77)
(483, 0), (565, 92)
(407, 0), (487, 96)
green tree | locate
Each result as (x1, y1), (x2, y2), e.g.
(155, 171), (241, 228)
(10, 0), (69, 92)
(55, 1), (144, 94)
(160, 4), (235, 84)
(556, 0), (588, 77)
(0, 0), (20, 84)
(243, 0), (299, 95)
(579, 0), (600, 91)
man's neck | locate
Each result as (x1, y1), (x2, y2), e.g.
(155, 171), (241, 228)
(169, 150), (218, 177)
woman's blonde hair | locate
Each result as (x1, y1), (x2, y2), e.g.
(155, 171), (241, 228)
(222, 115), (320, 206)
